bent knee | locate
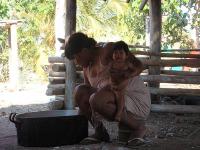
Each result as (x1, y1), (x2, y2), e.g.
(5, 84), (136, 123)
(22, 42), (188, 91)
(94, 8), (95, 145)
(89, 93), (97, 109)
(74, 84), (96, 104)
(89, 90), (115, 110)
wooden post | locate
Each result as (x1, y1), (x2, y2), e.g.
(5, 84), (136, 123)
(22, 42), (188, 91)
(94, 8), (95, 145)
(55, 0), (66, 56)
(149, 0), (161, 101)
(139, 0), (149, 10)
(8, 23), (19, 91)
(195, 1), (200, 48)
(145, 16), (150, 47)
(149, 0), (161, 88)
(64, 0), (76, 110)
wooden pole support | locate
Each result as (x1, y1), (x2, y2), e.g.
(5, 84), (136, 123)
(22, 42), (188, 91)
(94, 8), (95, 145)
(142, 59), (200, 67)
(131, 51), (200, 59)
(149, 88), (200, 96)
(46, 88), (65, 96)
(141, 75), (200, 84)
(161, 70), (200, 76)
(151, 104), (200, 114)
(48, 56), (64, 63)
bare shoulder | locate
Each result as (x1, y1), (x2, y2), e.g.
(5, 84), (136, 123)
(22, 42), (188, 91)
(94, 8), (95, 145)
(100, 42), (114, 65)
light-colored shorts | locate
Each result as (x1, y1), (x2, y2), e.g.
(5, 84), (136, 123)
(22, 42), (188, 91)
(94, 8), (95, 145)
(124, 76), (151, 120)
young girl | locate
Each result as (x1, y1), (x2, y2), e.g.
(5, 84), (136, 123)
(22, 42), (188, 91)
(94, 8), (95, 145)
(110, 41), (139, 121)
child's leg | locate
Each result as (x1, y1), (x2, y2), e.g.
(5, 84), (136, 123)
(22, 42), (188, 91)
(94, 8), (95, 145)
(114, 90), (125, 121)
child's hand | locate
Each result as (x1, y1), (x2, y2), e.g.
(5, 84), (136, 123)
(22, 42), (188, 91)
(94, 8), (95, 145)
(111, 85), (119, 91)
(114, 113), (121, 122)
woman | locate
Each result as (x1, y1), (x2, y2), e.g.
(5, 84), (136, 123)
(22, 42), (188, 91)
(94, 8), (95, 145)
(65, 32), (151, 146)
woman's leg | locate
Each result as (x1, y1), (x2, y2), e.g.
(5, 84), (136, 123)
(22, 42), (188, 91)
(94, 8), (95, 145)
(89, 87), (146, 140)
(74, 84), (96, 120)
(74, 84), (110, 142)
(120, 111), (146, 139)
(89, 87), (117, 120)
(88, 87), (117, 141)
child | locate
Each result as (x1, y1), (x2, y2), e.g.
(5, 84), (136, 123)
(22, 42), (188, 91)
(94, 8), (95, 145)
(110, 41), (139, 121)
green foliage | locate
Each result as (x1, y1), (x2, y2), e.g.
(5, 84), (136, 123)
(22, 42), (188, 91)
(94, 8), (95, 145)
(162, 0), (196, 48)
(0, 0), (198, 82)
(0, 49), (9, 82)
(0, 0), (9, 19)
(0, 0), (10, 81)
(77, 0), (147, 45)
(0, 0), (55, 81)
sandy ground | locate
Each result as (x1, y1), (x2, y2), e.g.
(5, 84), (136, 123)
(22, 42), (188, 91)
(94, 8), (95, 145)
(0, 82), (53, 107)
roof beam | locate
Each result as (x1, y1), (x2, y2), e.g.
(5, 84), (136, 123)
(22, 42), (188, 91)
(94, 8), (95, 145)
(139, 0), (148, 10)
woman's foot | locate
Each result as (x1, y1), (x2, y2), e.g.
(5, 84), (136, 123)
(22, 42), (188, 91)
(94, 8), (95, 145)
(126, 137), (146, 147)
(128, 125), (146, 140)
(80, 123), (110, 145)
(94, 123), (110, 142)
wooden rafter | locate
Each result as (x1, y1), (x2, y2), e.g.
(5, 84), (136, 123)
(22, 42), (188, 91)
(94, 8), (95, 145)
(0, 20), (22, 27)
(139, 0), (148, 10)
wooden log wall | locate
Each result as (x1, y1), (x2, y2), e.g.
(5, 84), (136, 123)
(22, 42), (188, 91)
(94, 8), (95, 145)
(46, 48), (200, 98)
(47, 51), (200, 95)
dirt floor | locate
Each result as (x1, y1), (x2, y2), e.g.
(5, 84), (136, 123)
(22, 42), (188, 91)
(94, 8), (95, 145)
(0, 107), (200, 150)
(0, 80), (200, 150)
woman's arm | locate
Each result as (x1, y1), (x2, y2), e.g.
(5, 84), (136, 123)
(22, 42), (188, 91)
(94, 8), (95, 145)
(83, 68), (91, 85)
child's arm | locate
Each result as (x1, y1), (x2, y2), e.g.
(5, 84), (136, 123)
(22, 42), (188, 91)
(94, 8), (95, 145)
(123, 53), (144, 78)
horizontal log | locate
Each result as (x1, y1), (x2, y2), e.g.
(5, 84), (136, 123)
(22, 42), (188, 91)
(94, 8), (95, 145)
(52, 64), (65, 72)
(149, 88), (200, 96)
(49, 55), (149, 64)
(161, 70), (200, 76)
(161, 48), (200, 52)
(49, 71), (65, 77)
(142, 59), (200, 67)
(55, 96), (64, 101)
(49, 72), (84, 84)
(141, 75), (200, 84)
(48, 56), (65, 63)
(129, 45), (149, 49)
(132, 51), (200, 59)
(49, 74), (200, 84)
(151, 104), (200, 113)
(47, 85), (200, 96)
(51, 59), (200, 72)
(49, 71), (83, 78)
(76, 71), (84, 78)
(46, 88), (65, 96)
(48, 84), (65, 89)
(51, 64), (83, 72)
(49, 77), (65, 84)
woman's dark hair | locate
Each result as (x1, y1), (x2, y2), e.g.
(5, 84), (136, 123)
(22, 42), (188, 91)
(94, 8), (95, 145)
(65, 32), (97, 59)
(113, 41), (129, 55)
